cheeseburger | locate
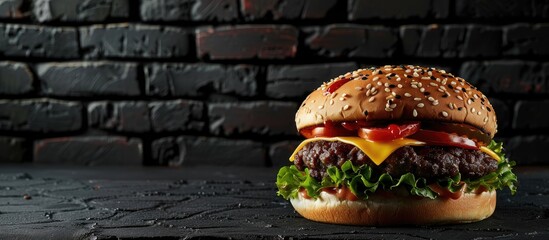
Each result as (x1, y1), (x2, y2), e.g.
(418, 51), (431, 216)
(276, 65), (517, 225)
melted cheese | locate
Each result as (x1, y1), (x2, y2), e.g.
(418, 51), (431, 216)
(480, 146), (501, 162)
(289, 137), (425, 165)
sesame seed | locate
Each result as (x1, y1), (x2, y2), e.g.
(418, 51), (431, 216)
(312, 100), (316, 103)
(421, 77), (430, 80)
(405, 69), (412, 73)
(377, 81), (382, 86)
(428, 97), (435, 102)
(391, 91), (397, 96)
(318, 105), (324, 109)
(366, 83), (372, 89)
(385, 107), (393, 112)
(483, 117), (488, 123)
(331, 92), (337, 98)
(404, 93), (412, 97)
(329, 99), (334, 105)
(384, 88), (391, 92)
(368, 96), (375, 102)
(342, 93), (349, 97)
(467, 99), (472, 105)
(448, 103), (454, 109)
(450, 81), (456, 85)
(355, 87), (363, 91)
(343, 105), (350, 111)
(366, 89), (371, 96)
(373, 76), (379, 81)
(428, 71), (433, 76)
(418, 82), (423, 87)
(420, 88), (425, 92)
(413, 72), (419, 77)
(384, 82), (390, 87)
(411, 85), (418, 89)
(436, 78), (441, 82)
(397, 84), (403, 88)
(414, 97), (422, 101)
(390, 103), (397, 108)
(339, 97), (345, 101)
(442, 111), (449, 117)
(477, 111), (481, 115)
(433, 100), (439, 105)
(457, 96), (464, 100)
(429, 82), (438, 87)
(417, 103), (425, 108)
(413, 109), (418, 117)
(437, 89), (445, 93)
(471, 108), (476, 113)
(396, 78), (402, 81)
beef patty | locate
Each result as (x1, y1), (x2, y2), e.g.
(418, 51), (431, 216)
(293, 140), (498, 181)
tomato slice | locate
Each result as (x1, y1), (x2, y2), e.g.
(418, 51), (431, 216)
(358, 122), (420, 142)
(299, 121), (355, 138)
(410, 129), (478, 150)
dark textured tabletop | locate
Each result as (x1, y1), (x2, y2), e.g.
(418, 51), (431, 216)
(0, 165), (548, 240)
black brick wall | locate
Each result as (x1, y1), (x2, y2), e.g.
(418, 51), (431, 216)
(0, 0), (548, 167)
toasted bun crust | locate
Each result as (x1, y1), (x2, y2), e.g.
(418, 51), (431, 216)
(290, 191), (496, 226)
(295, 65), (497, 138)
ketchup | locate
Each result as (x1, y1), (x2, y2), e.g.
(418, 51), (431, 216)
(428, 183), (466, 200)
(299, 186), (359, 201)
(324, 78), (351, 95)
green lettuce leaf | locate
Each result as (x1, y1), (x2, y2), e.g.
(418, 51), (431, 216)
(276, 140), (517, 200)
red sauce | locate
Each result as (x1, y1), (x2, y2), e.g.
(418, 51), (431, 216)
(324, 78), (350, 95)
(428, 182), (466, 200)
(475, 185), (488, 194)
(299, 186), (359, 201)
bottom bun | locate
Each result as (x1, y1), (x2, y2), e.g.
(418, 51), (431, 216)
(290, 190), (496, 226)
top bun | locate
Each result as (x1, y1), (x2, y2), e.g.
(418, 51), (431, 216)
(295, 65), (497, 138)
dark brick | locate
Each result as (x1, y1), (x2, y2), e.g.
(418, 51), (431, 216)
(32, 0), (129, 22)
(489, 98), (510, 130)
(0, 24), (78, 58)
(400, 25), (467, 58)
(151, 136), (265, 166)
(150, 100), (204, 132)
(0, 61), (33, 95)
(241, 0), (339, 20)
(80, 24), (190, 58)
(461, 26), (502, 57)
(460, 61), (544, 94)
(513, 101), (549, 129)
(0, 99), (81, 132)
(88, 101), (151, 133)
(269, 140), (299, 167)
(0, 137), (26, 162)
(456, 0), (539, 18)
(303, 24), (397, 58)
(140, 0), (238, 22)
(209, 101), (297, 136)
(34, 136), (142, 165)
(504, 24), (549, 56)
(196, 25), (298, 59)
(506, 135), (549, 165)
(349, 0), (449, 20)
(0, 0), (26, 19)
(145, 63), (258, 97)
(36, 62), (139, 97)
(266, 62), (357, 98)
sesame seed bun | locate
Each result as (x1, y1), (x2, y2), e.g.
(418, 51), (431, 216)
(290, 190), (496, 226)
(295, 65), (497, 138)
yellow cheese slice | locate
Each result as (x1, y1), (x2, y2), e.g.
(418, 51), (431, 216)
(480, 146), (501, 162)
(289, 137), (425, 165)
